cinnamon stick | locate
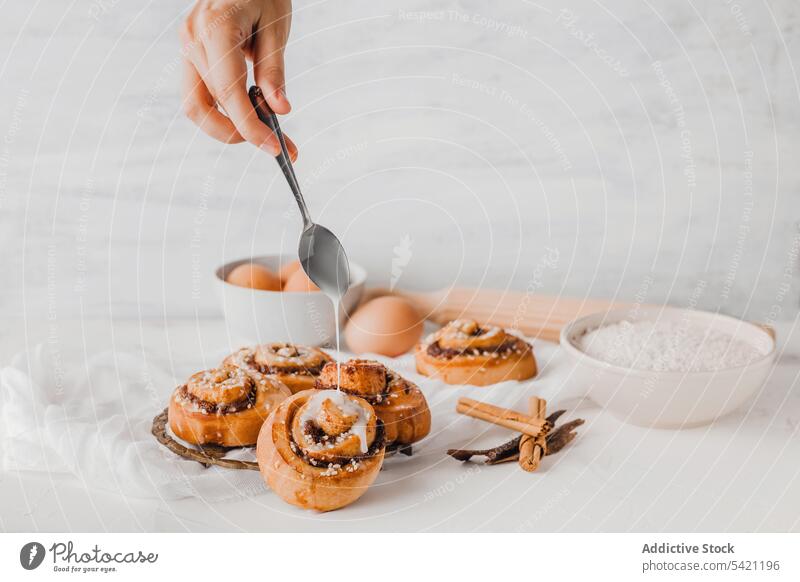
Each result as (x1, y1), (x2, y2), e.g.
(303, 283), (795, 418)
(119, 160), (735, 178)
(532, 399), (549, 467)
(546, 418), (584, 453)
(447, 410), (568, 462)
(489, 424), (583, 463)
(486, 453), (518, 465)
(448, 435), (522, 462)
(456, 397), (547, 436)
(545, 409), (567, 425)
(447, 413), (584, 465)
(518, 397), (547, 472)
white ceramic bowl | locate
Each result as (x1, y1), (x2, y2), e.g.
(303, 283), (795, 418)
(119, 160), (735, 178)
(560, 307), (776, 428)
(215, 255), (367, 346)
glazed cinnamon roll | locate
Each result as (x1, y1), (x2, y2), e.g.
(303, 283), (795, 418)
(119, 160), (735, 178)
(415, 319), (537, 386)
(168, 365), (290, 447)
(316, 359), (431, 447)
(224, 343), (333, 394)
(256, 389), (385, 512)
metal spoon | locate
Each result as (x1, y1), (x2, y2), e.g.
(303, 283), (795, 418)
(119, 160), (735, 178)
(248, 86), (350, 298)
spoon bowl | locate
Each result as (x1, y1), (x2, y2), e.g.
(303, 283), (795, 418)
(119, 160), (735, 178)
(299, 224), (351, 297)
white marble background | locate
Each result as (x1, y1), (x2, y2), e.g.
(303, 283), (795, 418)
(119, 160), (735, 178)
(1, 0), (798, 325)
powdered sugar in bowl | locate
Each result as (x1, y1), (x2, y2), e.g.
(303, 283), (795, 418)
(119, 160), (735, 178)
(560, 307), (776, 428)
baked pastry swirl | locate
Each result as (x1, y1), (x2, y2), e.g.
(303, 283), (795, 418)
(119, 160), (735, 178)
(256, 389), (385, 512)
(168, 365), (290, 447)
(415, 319), (537, 386)
(224, 343), (333, 394)
(316, 359), (431, 447)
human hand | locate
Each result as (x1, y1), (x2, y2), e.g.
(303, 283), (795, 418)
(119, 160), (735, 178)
(180, 0), (298, 160)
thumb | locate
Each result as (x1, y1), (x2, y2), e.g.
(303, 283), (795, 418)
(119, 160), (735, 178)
(253, 35), (291, 115)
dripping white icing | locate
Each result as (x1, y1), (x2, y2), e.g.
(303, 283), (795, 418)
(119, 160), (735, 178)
(308, 266), (347, 390)
(329, 296), (342, 389)
(299, 390), (370, 453)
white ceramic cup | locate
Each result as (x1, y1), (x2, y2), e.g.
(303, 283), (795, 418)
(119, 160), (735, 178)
(215, 255), (367, 347)
(560, 307), (776, 428)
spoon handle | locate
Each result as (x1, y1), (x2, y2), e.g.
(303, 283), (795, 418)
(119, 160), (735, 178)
(248, 86), (312, 227)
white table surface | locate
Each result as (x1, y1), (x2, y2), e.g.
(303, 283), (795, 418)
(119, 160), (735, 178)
(1, 316), (798, 533)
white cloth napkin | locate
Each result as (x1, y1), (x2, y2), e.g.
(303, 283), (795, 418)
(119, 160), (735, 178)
(0, 339), (578, 501)
(0, 343), (271, 501)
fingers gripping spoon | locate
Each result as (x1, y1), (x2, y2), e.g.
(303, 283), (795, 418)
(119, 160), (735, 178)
(249, 86), (349, 380)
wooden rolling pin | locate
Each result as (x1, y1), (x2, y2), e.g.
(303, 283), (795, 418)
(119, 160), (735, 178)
(359, 286), (775, 343)
(360, 286), (630, 342)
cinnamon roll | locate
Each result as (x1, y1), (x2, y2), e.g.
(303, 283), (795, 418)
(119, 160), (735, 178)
(256, 389), (385, 512)
(168, 365), (291, 447)
(415, 319), (537, 386)
(224, 342), (333, 394)
(317, 359), (431, 447)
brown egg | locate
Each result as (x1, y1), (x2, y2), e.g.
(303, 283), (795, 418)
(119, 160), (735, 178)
(225, 263), (281, 291)
(278, 259), (302, 283)
(283, 268), (320, 292)
(345, 296), (424, 357)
